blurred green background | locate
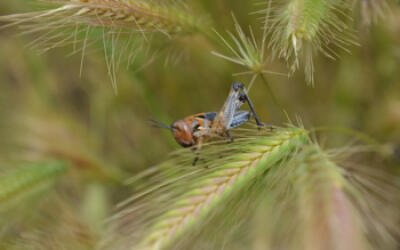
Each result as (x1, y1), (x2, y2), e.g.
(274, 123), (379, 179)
(0, 0), (399, 248)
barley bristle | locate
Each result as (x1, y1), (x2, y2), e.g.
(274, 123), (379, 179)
(0, 0), (203, 33)
(139, 128), (308, 249)
(267, 0), (355, 84)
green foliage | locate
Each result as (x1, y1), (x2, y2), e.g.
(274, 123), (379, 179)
(0, 0), (399, 249)
(0, 161), (66, 207)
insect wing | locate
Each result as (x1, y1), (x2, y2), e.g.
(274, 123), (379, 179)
(213, 87), (241, 131)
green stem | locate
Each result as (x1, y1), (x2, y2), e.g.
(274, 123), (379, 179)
(259, 73), (287, 119)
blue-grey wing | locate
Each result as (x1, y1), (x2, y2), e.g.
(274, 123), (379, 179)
(217, 83), (244, 129)
(228, 111), (251, 129)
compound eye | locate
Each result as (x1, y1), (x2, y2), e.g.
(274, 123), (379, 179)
(171, 122), (181, 131)
(233, 82), (244, 91)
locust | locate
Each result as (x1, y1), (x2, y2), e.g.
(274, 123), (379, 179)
(151, 82), (271, 165)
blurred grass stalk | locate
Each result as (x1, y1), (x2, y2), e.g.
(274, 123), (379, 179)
(0, 162), (67, 209)
(13, 114), (129, 184)
(361, 0), (390, 25)
(254, 145), (369, 250)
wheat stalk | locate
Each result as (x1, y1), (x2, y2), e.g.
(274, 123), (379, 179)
(0, 0), (207, 92)
(1, 0), (203, 40)
(103, 126), (308, 250)
(105, 127), (400, 250)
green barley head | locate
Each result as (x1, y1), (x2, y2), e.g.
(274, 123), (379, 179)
(264, 0), (358, 85)
(212, 15), (286, 89)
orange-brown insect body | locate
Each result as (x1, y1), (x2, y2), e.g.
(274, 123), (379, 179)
(171, 113), (215, 147)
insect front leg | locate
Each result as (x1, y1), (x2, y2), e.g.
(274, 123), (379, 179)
(191, 126), (210, 166)
(192, 154), (200, 166)
(191, 137), (203, 166)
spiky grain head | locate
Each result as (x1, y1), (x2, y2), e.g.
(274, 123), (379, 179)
(263, 0), (358, 85)
(101, 125), (400, 250)
(0, 0), (208, 91)
(212, 15), (286, 90)
(102, 126), (308, 250)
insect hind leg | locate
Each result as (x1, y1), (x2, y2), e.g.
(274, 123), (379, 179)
(239, 90), (274, 130)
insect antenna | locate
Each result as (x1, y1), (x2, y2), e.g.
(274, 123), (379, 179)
(149, 118), (171, 129)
